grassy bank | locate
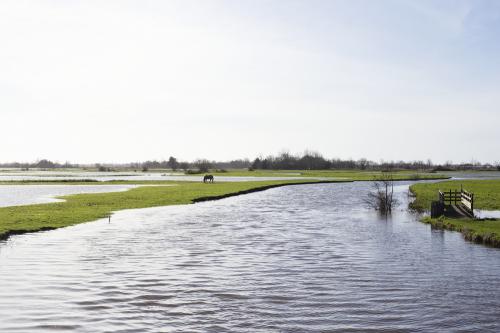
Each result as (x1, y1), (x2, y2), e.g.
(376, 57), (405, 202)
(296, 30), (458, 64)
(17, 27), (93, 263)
(420, 217), (500, 247)
(410, 180), (500, 247)
(410, 179), (500, 211)
(0, 179), (340, 241)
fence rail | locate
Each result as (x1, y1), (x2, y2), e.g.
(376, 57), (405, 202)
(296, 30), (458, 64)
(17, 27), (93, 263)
(438, 188), (474, 216)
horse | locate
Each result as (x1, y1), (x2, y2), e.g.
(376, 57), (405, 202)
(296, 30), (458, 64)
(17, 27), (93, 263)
(203, 174), (214, 183)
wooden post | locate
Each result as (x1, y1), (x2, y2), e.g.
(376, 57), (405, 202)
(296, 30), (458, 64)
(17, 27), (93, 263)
(431, 201), (444, 218)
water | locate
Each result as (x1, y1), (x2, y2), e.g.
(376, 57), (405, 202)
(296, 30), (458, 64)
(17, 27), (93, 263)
(448, 171), (500, 180)
(0, 184), (141, 207)
(476, 210), (500, 219)
(1, 182), (500, 332)
(0, 171), (314, 182)
(1, 169), (499, 182)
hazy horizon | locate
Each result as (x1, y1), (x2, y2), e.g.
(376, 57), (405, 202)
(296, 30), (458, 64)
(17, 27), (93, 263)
(2, 0), (500, 164)
(0, 151), (494, 167)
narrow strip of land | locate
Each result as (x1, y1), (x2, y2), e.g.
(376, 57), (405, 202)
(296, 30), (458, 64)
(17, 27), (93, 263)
(0, 180), (341, 241)
(410, 180), (500, 247)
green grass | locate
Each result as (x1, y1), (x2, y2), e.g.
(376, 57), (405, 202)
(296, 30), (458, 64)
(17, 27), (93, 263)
(410, 179), (500, 211)
(210, 169), (448, 181)
(0, 179), (339, 240)
(410, 179), (500, 247)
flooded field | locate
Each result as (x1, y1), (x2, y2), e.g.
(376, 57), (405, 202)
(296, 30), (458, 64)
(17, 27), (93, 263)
(0, 184), (139, 207)
(0, 171), (310, 182)
(1, 182), (499, 332)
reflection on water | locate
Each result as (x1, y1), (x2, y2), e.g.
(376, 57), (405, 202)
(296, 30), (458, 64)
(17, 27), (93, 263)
(448, 171), (500, 180)
(0, 184), (139, 207)
(1, 182), (500, 332)
(476, 210), (500, 219)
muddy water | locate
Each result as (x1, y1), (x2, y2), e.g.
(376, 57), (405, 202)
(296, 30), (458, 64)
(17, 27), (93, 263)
(1, 182), (499, 332)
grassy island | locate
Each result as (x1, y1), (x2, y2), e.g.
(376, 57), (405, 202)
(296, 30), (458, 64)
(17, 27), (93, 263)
(410, 180), (500, 247)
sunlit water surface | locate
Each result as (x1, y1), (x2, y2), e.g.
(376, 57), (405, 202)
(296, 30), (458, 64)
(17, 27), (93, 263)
(1, 182), (500, 332)
(0, 184), (141, 207)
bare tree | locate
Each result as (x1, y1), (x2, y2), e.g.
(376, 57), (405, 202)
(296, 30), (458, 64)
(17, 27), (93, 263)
(193, 159), (212, 173)
(364, 173), (398, 214)
(167, 156), (179, 171)
(358, 158), (369, 170)
(426, 158), (433, 169)
(179, 162), (190, 171)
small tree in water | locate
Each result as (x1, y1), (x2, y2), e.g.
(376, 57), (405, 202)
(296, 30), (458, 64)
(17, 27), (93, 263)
(365, 173), (398, 214)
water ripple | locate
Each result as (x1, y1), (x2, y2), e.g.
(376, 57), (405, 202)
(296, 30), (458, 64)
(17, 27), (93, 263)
(1, 182), (500, 332)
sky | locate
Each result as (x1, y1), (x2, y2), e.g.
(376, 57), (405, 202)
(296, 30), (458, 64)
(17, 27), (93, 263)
(1, 0), (500, 164)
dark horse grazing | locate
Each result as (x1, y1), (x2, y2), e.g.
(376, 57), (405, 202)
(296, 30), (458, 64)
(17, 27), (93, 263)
(203, 175), (214, 183)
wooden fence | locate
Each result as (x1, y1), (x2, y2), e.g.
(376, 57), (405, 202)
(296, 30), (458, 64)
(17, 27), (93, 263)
(438, 188), (474, 216)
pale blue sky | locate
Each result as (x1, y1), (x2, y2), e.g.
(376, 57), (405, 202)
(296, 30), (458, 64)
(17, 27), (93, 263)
(1, 0), (499, 163)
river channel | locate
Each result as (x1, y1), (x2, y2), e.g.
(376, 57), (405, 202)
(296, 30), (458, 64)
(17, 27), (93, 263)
(1, 181), (499, 332)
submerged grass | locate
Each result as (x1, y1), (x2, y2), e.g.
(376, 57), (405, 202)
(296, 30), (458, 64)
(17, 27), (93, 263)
(0, 179), (339, 240)
(410, 179), (500, 247)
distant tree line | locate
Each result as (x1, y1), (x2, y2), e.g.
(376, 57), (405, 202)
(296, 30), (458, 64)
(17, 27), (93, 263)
(0, 159), (77, 170)
(1, 154), (499, 172)
(248, 152), (500, 171)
